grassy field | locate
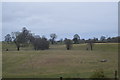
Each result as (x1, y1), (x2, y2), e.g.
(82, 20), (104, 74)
(2, 43), (118, 78)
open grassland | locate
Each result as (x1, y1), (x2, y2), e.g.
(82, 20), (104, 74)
(2, 43), (118, 78)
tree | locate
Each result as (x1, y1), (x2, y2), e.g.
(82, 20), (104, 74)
(60, 38), (63, 44)
(100, 36), (106, 42)
(107, 37), (111, 42)
(4, 34), (12, 43)
(31, 36), (49, 50)
(13, 27), (31, 51)
(86, 41), (94, 51)
(50, 33), (57, 44)
(64, 39), (73, 50)
(11, 31), (20, 40)
(89, 42), (94, 50)
(79, 39), (85, 43)
(73, 34), (80, 44)
(93, 37), (98, 43)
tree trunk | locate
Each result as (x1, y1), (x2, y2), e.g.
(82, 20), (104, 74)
(90, 43), (93, 50)
(52, 41), (54, 44)
(17, 46), (20, 51)
(67, 47), (70, 50)
(51, 38), (55, 44)
(67, 45), (70, 50)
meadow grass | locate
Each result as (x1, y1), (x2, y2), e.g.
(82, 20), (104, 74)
(2, 43), (118, 78)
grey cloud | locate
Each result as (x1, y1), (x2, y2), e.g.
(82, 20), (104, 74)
(2, 2), (118, 40)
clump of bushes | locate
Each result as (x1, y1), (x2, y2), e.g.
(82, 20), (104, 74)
(32, 37), (49, 50)
(90, 69), (106, 79)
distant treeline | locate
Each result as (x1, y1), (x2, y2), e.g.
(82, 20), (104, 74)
(3, 27), (120, 51)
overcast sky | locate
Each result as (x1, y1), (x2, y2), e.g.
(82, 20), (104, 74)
(2, 2), (118, 40)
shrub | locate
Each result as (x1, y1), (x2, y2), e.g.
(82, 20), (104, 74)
(32, 37), (49, 50)
(90, 69), (106, 79)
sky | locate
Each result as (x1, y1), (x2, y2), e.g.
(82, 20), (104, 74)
(2, 2), (118, 41)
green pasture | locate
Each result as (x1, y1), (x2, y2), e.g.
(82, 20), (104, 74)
(2, 43), (118, 78)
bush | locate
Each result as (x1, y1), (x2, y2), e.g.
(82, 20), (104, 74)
(32, 38), (49, 50)
(90, 69), (106, 79)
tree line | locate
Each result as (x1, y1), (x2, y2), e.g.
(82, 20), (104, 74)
(4, 27), (120, 51)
